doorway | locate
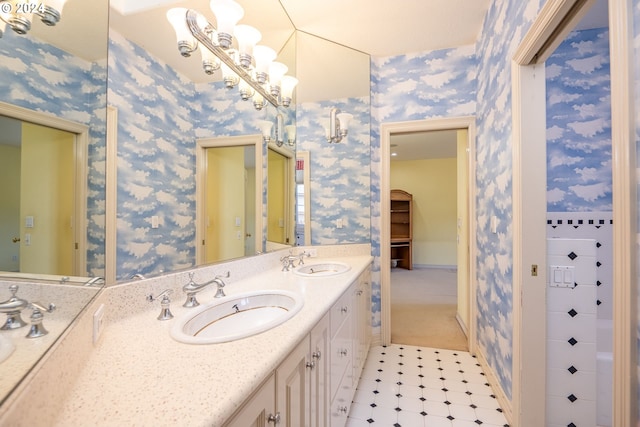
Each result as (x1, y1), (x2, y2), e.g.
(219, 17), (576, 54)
(195, 135), (263, 264)
(389, 129), (467, 350)
(380, 116), (477, 353)
(0, 103), (89, 278)
(512, 0), (635, 425)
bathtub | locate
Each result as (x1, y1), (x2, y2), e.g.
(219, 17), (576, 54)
(596, 319), (613, 427)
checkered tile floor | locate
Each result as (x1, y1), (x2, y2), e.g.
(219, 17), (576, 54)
(346, 344), (510, 427)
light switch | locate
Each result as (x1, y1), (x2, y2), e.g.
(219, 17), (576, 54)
(548, 265), (576, 288)
(490, 216), (498, 234)
(24, 233), (31, 246)
(151, 216), (159, 229)
(235, 216), (241, 227)
(25, 216), (34, 228)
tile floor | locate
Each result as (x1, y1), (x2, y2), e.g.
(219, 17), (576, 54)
(347, 344), (510, 427)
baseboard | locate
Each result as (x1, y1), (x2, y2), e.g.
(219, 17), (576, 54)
(371, 333), (383, 347)
(412, 264), (458, 270)
(475, 348), (513, 425)
(455, 312), (469, 338)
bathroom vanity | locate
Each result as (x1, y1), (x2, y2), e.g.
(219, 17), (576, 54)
(0, 245), (373, 426)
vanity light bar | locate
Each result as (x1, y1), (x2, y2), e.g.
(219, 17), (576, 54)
(185, 9), (280, 109)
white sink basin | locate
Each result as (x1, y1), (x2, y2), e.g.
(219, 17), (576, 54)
(171, 290), (303, 344)
(294, 262), (351, 277)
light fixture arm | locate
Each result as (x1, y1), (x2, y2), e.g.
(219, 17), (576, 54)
(185, 9), (280, 108)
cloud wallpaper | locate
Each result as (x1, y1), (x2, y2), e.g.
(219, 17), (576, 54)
(547, 28), (612, 212)
(0, 28), (107, 277)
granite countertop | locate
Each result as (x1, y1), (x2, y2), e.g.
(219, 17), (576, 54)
(52, 255), (373, 427)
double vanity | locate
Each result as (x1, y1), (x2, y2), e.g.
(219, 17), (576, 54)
(0, 245), (372, 426)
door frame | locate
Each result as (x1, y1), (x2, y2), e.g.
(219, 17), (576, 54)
(195, 134), (263, 264)
(380, 116), (478, 353)
(512, 0), (637, 425)
(0, 101), (88, 277)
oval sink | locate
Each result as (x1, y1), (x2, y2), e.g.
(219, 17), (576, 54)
(0, 334), (15, 364)
(294, 262), (351, 277)
(171, 290), (303, 344)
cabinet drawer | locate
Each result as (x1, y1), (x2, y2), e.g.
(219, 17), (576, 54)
(331, 288), (353, 338)
(330, 319), (352, 399)
(330, 359), (353, 427)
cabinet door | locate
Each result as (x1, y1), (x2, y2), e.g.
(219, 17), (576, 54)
(276, 337), (310, 427)
(224, 374), (276, 427)
(310, 314), (330, 427)
(353, 268), (372, 384)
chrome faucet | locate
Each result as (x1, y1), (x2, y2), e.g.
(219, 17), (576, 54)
(182, 271), (230, 307)
(280, 250), (310, 271)
(0, 285), (29, 330)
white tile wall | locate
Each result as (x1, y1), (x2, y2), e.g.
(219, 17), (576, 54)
(546, 238), (597, 427)
(547, 212), (613, 320)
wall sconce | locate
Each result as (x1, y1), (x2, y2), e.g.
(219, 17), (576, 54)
(326, 108), (353, 143)
(257, 114), (285, 146)
(285, 125), (296, 146)
(166, 4), (298, 110)
(0, 0), (69, 36)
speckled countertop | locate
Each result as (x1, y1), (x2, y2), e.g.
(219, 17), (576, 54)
(52, 255), (372, 427)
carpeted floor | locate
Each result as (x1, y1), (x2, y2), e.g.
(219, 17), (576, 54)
(391, 267), (468, 351)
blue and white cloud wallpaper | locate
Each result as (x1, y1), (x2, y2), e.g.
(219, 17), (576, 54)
(474, 0), (544, 399)
(108, 30), (198, 279)
(109, 30), (294, 279)
(296, 97), (371, 245)
(0, 28), (108, 277)
(546, 28), (611, 212)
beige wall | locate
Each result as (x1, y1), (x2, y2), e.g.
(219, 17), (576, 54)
(0, 145), (21, 271)
(206, 146), (245, 262)
(20, 123), (74, 275)
(391, 157), (457, 266)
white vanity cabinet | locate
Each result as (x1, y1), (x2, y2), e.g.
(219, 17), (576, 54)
(224, 265), (372, 427)
(224, 313), (330, 427)
(330, 268), (372, 427)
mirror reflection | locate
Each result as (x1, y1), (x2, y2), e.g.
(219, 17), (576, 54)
(0, 0), (108, 407)
(267, 145), (294, 247)
(108, 0), (297, 280)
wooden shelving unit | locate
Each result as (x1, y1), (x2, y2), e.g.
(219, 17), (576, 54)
(390, 189), (413, 270)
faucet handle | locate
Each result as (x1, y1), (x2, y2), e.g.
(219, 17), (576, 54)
(25, 302), (56, 339)
(216, 271), (230, 279)
(147, 289), (174, 321)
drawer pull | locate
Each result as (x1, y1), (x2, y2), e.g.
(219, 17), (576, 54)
(338, 406), (348, 414)
(356, 290), (363, 296)
(341, 306), (348, 314)
(312, 350), (321, 360)
(339, 348), (348, 357)
(268, 412), (281, 424)
(306, 360), (316, 369)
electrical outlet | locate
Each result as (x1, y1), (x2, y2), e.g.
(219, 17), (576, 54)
(93, 304), (105, 345)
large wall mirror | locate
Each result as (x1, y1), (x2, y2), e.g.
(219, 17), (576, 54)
(0, 0), (109, 406)
(0, 0), (371, 408)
